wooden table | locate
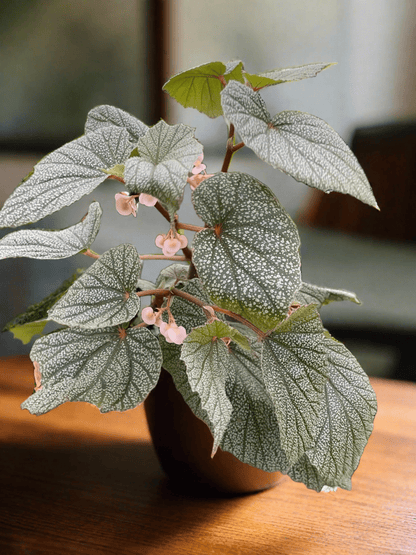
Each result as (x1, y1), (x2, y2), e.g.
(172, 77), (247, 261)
(1, 355), (415, 555)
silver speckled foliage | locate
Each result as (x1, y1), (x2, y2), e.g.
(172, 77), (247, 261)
(2, 57), (379, 493)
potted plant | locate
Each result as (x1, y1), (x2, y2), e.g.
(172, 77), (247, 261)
(0, 59), (378, 495)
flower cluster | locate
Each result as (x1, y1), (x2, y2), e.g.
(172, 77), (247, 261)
(155, 229), (188, 256)
(187, 154), (214, 191)
(115, 192), (158, 217)
(141, 307), (187, 345)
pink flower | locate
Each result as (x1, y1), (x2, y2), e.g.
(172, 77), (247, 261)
(139, 193), (158, 207)
(155, 231), (188, 256)
(192, 154), (206, 175)
(159, 321), (187, 345)
(187, 173), (214, 191)
(115, 192), (138, 217)
(142, 307), (157, 325)
(33, 361), (42, 392)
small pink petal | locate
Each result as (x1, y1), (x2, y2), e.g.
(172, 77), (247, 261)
(115, 193), (136, 216)
(192, 163), (206, 175)
(142, 307), (157, 325)
(162, 238), (181, 256)
(167, 325), (187, 345)
(33, 361), (42, 392)
(139, 193), (158, 207)
(155, 234), (166, 249)
(178, 234), (188, 248)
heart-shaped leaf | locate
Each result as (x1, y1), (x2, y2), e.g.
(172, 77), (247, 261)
(84, 105), (148, 142)
(0, 202), (102, 260)
(0, 127), (134, 228)
(124, 120), (203, 216)
(22, 326), (162, 415)
(221, 343), (289, 472)
(244, 62), (335, 91)
(192, 172), (301, 331)
(163, 60), (245, 118)
(155, 263), (190, 290)
(49, 244), (141, 329)
(261, 305), (329, 464)
(294, 282), (361, 308)
(304, 337), (377, 489)
(221, 81), (378, 208)
(180, 331), (233, 454)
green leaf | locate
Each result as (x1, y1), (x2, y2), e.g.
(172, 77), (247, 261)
(8, 320), (48, 345)
(0, 202), (102, 260)
(180, 332), (233, 454)
(136, 279), (157, 292)
(189, 319), (251, 351)
(244, 62), (335, 91)
(192, 172), (301, 331)
(2, 269), (83, 334)
(84, 105), (149, 142)
(304, 337), (377, 489)
(261, 305), (329, 465)
(22, 326), (162, 415)
(287, 454), (335, 492)
(49, 244), (141, 329)
(221, 343), (289, 472)
(294, 282), (361, 308)
(0, 127), (134, 228)
(221, 81), (379, 209)
(163, 60), (245, 119)
(155, 263), (189, 290)
(124, 120), (203, 216)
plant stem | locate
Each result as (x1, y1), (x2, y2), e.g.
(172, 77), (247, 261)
(177, 222), (204, 232)
(83, 249), (100, 259)
(221, 124), (245, 172)
(136, 289), (171, 297)
(139, 254), (187, 261)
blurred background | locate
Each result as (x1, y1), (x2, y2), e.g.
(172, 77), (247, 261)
(1, 0), (415, 380)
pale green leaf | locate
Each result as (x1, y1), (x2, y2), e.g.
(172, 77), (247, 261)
(124, 121), (203, 216)
(22, 326), (162, 415)
(262, 305), (329, 464)
(8, 320), (48, 345)
(49, 244), (141, 329)
(0, 127), (134, 228)
(136, 279), (157, 292)
(221, 81), (378, 208)
(163, 60), (244, 119)
(2, 269), (83, 333)
(180, 333), (233, 454)
(221, 343), (289, 472)
(0, 202), (102, 260)
(294, 282), (361, 308)
(155, 263), (189, 290)
(244, 62), (335, 90)
(304, 338), (377, 488)
(192, 172), (301, 331)
(84, 105), (149, 142)
(188, 319), (251, 351)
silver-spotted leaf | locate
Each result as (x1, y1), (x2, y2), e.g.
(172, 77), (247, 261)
(188, 319), (251, 351)
(180, 333), (233, 454)
(84, 105), (149, 142)
(221, 81), (378, 208)
(192, 172), (301, 331)
(244, 62), (335, 91)
(294, 282), (361, 308)
(221, 343), (289, 472)
(49, 244), (141, 329)
(304, 337), (377, 488)
(22, 326), (162, 415)
(155, 263), (190, 290)
(262, 305), (329, 464)
(162, 61), (245, 118)
(0, 202), (102, 260)
(124, 121), (203, 216)
(0, 127), (134, 228)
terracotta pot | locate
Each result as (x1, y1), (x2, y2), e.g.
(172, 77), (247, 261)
(144, 369), (282, 496)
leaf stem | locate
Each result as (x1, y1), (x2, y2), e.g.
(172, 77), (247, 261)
(139, 254), (187, 261)
(177, 222), (205, 232)
(83, 249), (100, 259)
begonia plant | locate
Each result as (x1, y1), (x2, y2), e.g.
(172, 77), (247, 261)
(0, 59), (378, 492)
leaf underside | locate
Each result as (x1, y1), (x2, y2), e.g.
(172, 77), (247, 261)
(294, 282), (361, 308)
(244, 61), (335, 90)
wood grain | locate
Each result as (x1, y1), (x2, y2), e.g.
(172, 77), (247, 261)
(0, 355), (415, 555)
